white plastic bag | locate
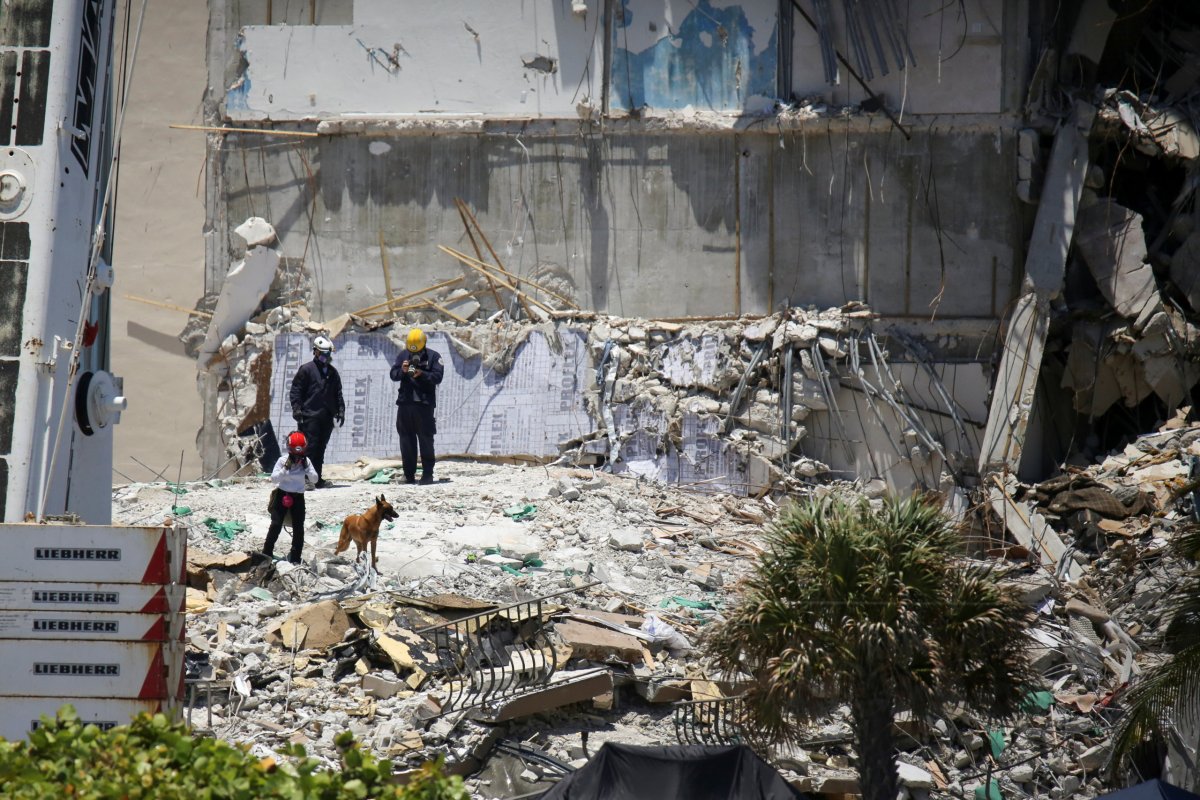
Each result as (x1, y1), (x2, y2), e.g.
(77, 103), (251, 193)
(641, 613), (692, 657)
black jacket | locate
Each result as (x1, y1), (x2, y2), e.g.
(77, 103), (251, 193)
(390, 347), (444, 407)
(290, 360), (345, 422)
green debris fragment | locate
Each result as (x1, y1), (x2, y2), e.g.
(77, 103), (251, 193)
(974, 779), (1003, 800)
(665, 597), (715, 610)
(500, 564), (524, 576)
(315, 520), (341, 530)
(483, 547), (501, 556)
(987, 729), (1007, 759)
(207, 479), (226, 488)
(503, 504), (537, 521)
(167, 484), (188, 496)
(368, 468), (395, 484)
(171, 506), (192, 517)
(202, 517), (246, 541)
(1022, 690), (1054, 713)
(248, 587), (273, 601)
(384, 522), (395, 530)
(523, 557), (544, 568)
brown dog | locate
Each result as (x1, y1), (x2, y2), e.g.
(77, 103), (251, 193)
(335, 495), (399, 568)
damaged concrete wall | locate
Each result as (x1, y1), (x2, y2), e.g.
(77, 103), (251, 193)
(218, 0), (1019, 119)
(207, 125), (1021, 321)
(197, 0), (1035, 480)
(789, 0), (1020, 114)
(226, 1), (602, 119)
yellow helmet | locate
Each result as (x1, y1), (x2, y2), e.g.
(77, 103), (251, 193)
(406, 328), (427, 353)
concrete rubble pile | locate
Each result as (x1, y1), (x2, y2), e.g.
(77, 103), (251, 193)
(108, 403), (1200, 798)
(200, 300), (878, 495)
(1051, 34), (1200, 445)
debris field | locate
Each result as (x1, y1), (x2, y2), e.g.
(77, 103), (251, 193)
(112, 411), (1200, 797)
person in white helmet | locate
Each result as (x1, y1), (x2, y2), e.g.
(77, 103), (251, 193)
(289, 335), (344, 488)
(390, 328), (444, 484)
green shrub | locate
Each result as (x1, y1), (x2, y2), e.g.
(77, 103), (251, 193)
(0, 706), (467, 800)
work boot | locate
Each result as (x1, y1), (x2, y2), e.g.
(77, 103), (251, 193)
(418, 472), (434, 485)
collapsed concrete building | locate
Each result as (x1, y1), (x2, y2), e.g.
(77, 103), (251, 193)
(191, 0), (1200, 497)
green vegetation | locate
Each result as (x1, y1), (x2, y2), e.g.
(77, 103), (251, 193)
(705, 494), (1038, 800)
(0, 706), (467, 800)
(1111, 523), (1200, 774)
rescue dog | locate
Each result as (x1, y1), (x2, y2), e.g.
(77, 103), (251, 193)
(335, 494), (399, 568)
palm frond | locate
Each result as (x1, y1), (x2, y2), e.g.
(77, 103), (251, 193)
(1111, 641), (1200, 770)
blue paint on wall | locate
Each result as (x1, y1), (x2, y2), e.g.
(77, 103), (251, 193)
(225, 36), (252, 112)
(612, 0), (778, 112)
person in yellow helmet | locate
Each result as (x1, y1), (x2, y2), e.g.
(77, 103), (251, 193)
(390, 328), (445, 484)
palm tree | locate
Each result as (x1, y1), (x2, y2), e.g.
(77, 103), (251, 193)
(1110, 523), (1200, 783)
(705, 493), (1038, 800)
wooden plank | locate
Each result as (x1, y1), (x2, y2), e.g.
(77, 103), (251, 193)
(438, 246), (555, 314)
(168, 124), (319, 138)
(123, 294), (212, 319)
(378, 230), (393, 301)
(348, 277), (463, 317)
(987, 477), (1083, 582)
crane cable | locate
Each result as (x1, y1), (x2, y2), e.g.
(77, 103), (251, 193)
(38, 0), (150, 520)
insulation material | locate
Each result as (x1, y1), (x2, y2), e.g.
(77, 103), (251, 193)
(612, 403), (749, 494)
(269, 330), (593, 463)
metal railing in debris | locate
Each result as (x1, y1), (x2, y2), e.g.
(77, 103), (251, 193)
(673, 694), (750, 746)
(185, 678), (231, 732)
(417, 595), (562, 716)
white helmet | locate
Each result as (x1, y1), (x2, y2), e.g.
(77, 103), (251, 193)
(313, 336), (334, 354)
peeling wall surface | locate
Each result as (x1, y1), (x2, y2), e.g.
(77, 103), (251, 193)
(227, 1), (603, 119)
(610, 0), (779, 112)
(221, 0), (1013, 119)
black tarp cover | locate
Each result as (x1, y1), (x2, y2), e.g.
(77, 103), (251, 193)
(536, 743), (808, 800)
(1098, 780), (1200, 800)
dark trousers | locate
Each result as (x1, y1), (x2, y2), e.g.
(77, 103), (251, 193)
(298, 415), (334, 481)
(265, 491), (305, 563)
(396, 404), (436, 481)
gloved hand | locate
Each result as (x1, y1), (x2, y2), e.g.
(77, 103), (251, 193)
(336, 413), (345, 427)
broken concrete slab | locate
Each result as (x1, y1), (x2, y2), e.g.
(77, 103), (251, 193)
(553, 618), (645, 662)
(265, 599), (353, 651)
(1075, 198), (1160, 326)
(988, 479), (1084, 582)
(234, 216), (277, 248)
(480, 668), (613, 723)
(454, 522), (541, 562)
(608, 529), (644, 552)
(363, 673), (409, 700)
(978, 294), (1051, 476)
(199, 242), (281, 367)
